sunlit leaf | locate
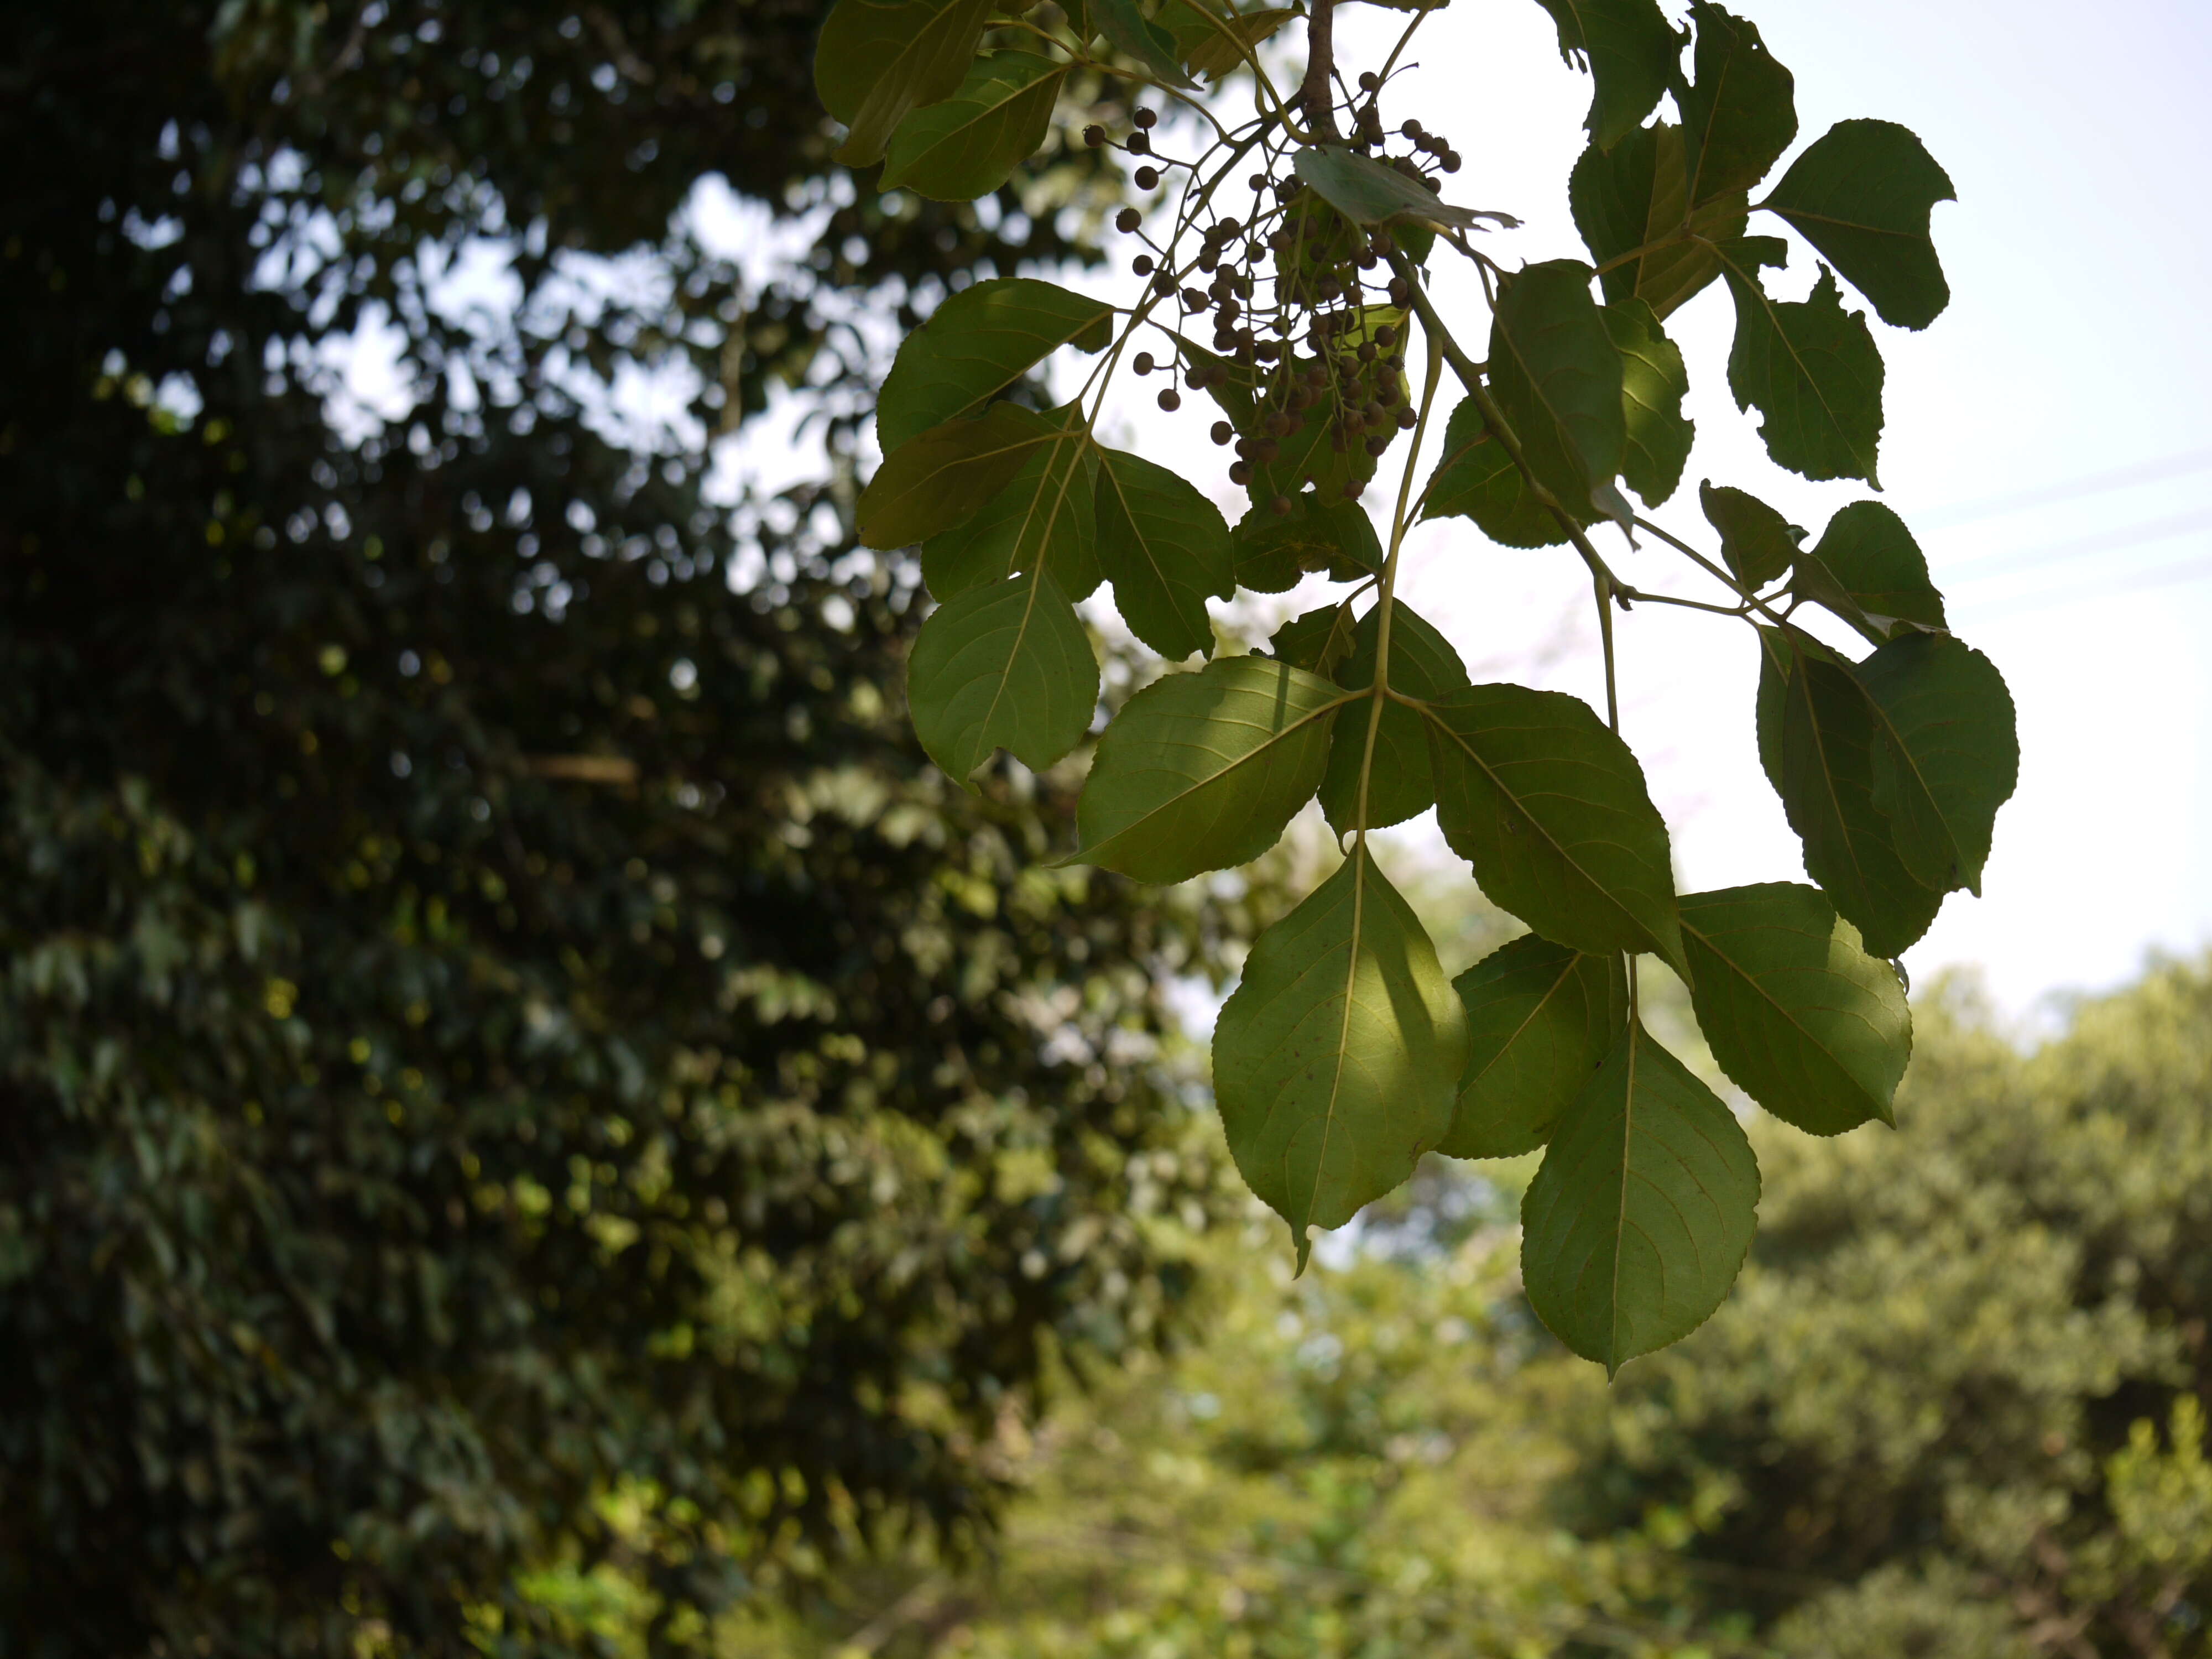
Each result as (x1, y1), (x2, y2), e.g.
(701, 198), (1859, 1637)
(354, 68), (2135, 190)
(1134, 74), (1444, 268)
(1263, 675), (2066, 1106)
(1425, 683), (1688, 975)
(1766, 119), (1956, 330)
(907, 567), (1097, 782)
(1528, 0), (1684, 150)
(1215, 848), (1465, 1272)
(1608, 300), (1693, 509)
(1319, 601), (1470, 833)
(816, 0), (998, 167)
(880, 52), (1067, 202)
(922, 406), (1101, 600)
(1071, 654), (1344, 881)
(1522, 1017), (1760, 1373)
(877, 278), (1113, 450)
(859, 403), (1061, 549)
(1677, 882), (1910, 1135)
(1443, 935), (1626, 1159)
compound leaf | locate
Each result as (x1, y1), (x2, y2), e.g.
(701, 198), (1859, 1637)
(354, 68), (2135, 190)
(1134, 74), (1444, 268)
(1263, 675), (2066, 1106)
(1679, 1), (1797, 205)
(1092, 442), (1234, 660)
(1528, 0), (1684, 151)
(1319, 601), (1470, 834)
(1215, 848), (1466, 1271)
(921, 407), (1100, 601)
(1522, 1018), (1760, 1373)
(859, 402), (1061, 549)
(1677, 882), (1911, 1135)
(1608, 300), (1694, 508)
(907, 567), (1097, 782)
(1858, 632), (2018, 896)
(1489, 259), (1628, 526)
(1699, 479), (1797, 590)
(1721, 256), (1885, 486)
(1444, 935), (1627, 1159)
(816, 0), (997, 167)
(878, 278), (1113, 450)
(1425, 683), (1688, 976)
(880, 51), (1067, 202)
(1421, 398), (1569, 547)
(1071, 654), (1344, 882)
(1766, 118), (1956, 330)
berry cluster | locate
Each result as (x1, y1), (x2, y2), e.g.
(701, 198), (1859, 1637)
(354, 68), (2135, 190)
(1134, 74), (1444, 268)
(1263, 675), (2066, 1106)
(1086, 84), (1465, 512)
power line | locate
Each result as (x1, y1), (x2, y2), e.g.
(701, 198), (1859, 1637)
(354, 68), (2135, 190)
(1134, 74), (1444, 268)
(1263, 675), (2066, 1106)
(1955, 551), (2212, 622)
(1936, 508), (2212, 583)
(1908, 443), (2212, 531)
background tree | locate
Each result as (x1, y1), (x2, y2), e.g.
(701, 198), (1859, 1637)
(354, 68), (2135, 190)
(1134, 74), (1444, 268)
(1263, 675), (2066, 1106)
(0, 3), (1239, 1653)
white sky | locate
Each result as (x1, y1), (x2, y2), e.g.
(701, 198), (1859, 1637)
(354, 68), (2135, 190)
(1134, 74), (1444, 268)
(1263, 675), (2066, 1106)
(1055, 0), (2212, 1022)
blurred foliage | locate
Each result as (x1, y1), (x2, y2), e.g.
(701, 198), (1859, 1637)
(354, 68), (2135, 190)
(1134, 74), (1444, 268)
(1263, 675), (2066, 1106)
(0, 2), (1255, 1655)
(694, 959), (2212, 1659)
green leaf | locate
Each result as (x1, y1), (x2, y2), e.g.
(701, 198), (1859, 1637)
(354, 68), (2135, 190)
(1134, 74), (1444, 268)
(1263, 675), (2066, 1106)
(816, 0), (998, 168)
(1214, 847), (1466, 1271)
(1159, 1), (1295, 79)
(1798, 500), (1947, 638)
(1231, 492), (1384, 591)
(879, 52), (1067, 202)
(1759, 625), (1944, 957)
(1091, 443), (1234, 661)
(1572, 123), (1750, 321)
(1679, 1), (1797, 205)
(1488, 259), (1628, 526)
(1269, 601), (1360, 679)
(1425, 683), (1688, 975)
(1089, 0), (1198, 88)
(907, 567), (1098, 782)
(1698, 480), (1796, 591)
(1318, 602), (1470, 834)
(1420, 398), (1569, 548)
(877, 278), (1113, 451)
(1606, 300), (1693, 509)
(1528, 0), (1684, 151)
(1677, 882), (1911, 1135)
(1443, 935), (1626, 1159)
(1292, 145), (1489, 229)
(921, 406), (1101, 601)
(1857, 633), (2018, 897)
(1070, 654), (1345, 882)
(1765, 119), (1957, 331)
(1721, 256), (1885, 486)
(1521, 1018), (1760, 1373)
(859, 402), (1061, 549)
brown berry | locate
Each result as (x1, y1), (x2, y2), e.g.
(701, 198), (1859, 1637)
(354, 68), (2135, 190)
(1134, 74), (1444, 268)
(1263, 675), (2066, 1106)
(1212, 421), (1233, 445)
(1135, 165), (1160, 189)
(1133, 352), (1154, 375)
(1364, 435), (1388, 457)
(1343, 479), (1364, 499)
(1387, 277), (1410, 304)
(1358, 71), (1380, 91)
(1126, 131), (1151, 155)
(1133, 254), (1154, 275)
(1134, 106), (1157, 129)
(1084, 124), (1107, 148)
(1157, 388), (1181, 411)
(1115, 207), (1141, 233)
(1396, 406), (1417, 430)
(1442, 151), (1462, 173)
(1228, 461), (1253, 485)
(1401, 118), (1423, 139)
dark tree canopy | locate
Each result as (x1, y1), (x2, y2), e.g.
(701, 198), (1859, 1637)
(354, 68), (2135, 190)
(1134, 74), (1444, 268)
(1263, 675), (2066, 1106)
(0, 3), (1214, 1653)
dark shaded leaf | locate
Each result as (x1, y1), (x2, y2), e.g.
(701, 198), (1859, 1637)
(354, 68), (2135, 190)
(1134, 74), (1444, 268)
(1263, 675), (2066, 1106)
(922, 406), (1100, 599)
(1089, 0), (1198, 87)
(1488, 259), (1627, 526)
(858, 402), (1060, 549)
(1858, 633), (2018, 897)
(1699, 479), (1796, 590)
(1293, 145), (1489, 229)
(1679, 1), (1797, 205)
(1798, 499), (1947, 639)
(1572, 123), (1750, 320)
(1159, 2), (1296, 79)
(1319, 601), (1470, 833)
(1529, 0), (1684, 150)
(1092, 442), (1234, 660)
(1721, 255), (1885, 485)
(908, 568), (1098, 782)
(1420, 398), (1569, 547)
(1269, 601), (1360, 679)
(1766, 118), (1956, 330)
(1232, 492), (1384, 591)
(816, 0), (998, 166)
(877, 278), (1113, 450)
(880, 52), (1067, 202)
